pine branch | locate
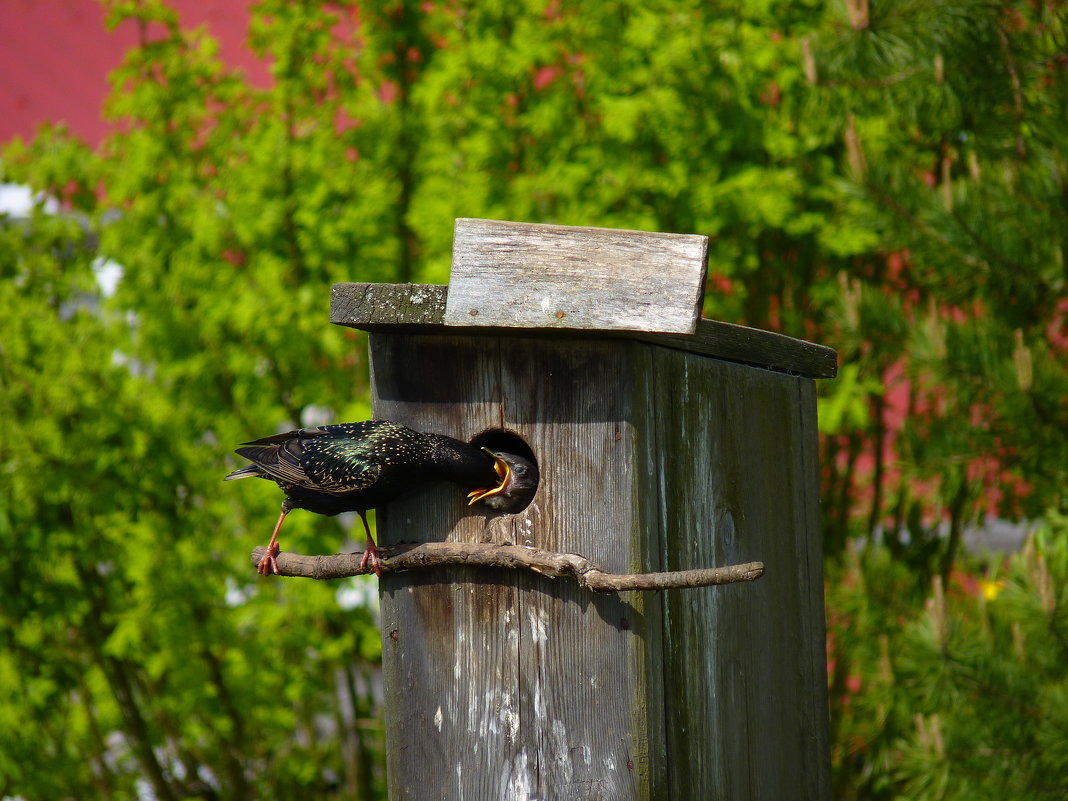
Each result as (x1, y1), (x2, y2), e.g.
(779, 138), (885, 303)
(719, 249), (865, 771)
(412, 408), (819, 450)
(996, 23), (1027, 158)
(250, 543), (765, 592)
(819, 66), (925, 88)
(865, 180), (988, 271)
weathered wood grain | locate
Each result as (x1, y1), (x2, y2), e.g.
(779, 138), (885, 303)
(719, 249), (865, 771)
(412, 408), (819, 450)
(329, 282), (446, 327)
(646, 348), (831, 800)
(631, 318), (838, 378)
(372, 334), (650, 800)
(331, 282), (838, 379)
(366, 331), (831, 800)
(369, 334), (517, 801)
(443, 218), (709, 334)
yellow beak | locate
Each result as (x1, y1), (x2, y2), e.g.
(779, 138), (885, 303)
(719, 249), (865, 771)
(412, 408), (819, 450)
(467, 448), (512, 505)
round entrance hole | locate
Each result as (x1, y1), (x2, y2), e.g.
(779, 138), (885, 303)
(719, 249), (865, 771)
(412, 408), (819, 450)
(469, 429), (539, 514)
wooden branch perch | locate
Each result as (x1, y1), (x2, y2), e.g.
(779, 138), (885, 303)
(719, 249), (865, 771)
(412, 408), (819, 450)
(250, 542), (764, 592)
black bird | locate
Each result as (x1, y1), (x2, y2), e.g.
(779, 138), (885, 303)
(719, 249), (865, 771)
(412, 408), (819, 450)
(225, 420), (538, 575)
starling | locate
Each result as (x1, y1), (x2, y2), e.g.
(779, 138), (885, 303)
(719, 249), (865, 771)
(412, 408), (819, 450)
(225, 420), (538, 575)
(468, 446), (539, 512)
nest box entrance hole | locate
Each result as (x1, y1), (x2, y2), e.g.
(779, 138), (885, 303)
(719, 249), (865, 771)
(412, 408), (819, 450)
(469, 429), (539, 514)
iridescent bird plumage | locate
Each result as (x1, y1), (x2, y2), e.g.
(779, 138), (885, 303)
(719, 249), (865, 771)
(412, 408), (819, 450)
(226, 420), (537, 575)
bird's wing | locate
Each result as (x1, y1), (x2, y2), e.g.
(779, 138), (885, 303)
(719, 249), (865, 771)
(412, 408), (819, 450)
(238, 426), (330, 447)
(298, 437), (384, 493)
(234, 433), (382, 495)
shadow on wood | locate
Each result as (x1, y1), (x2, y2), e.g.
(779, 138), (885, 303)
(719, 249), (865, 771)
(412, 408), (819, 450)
(360, 333), (829, 801)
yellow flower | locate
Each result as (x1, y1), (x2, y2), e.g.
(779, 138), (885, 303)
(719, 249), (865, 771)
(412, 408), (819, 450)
(980, 579), (1006, 601)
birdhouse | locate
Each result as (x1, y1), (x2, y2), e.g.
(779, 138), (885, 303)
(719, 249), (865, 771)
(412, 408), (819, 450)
(331, 219), (837, 801)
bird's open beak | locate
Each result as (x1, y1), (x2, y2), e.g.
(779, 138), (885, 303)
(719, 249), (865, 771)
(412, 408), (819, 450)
(467, 448), (511, 505)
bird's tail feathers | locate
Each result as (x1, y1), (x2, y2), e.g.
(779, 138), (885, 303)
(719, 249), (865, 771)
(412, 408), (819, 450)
(224, 464), (263, 481)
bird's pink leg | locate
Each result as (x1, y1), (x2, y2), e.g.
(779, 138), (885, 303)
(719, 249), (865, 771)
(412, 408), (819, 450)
(257, 506), (289, 575)
(357, 510), (381, 576)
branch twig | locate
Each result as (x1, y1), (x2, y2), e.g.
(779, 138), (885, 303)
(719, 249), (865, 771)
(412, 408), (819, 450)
(250, 543), (764, 592)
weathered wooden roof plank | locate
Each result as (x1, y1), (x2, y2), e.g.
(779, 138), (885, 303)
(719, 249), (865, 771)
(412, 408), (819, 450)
(330, 282), (838, 379)
(444, 218), (709, 334)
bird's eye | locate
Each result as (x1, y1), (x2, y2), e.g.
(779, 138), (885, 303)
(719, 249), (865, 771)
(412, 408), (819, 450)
(513, 464), (527, 476)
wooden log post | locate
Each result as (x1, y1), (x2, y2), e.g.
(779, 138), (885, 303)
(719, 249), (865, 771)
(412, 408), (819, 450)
(331, 219), (837, 801)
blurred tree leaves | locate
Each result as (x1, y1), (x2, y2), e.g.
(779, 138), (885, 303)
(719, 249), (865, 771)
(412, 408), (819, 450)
(2, 2), (383, 798)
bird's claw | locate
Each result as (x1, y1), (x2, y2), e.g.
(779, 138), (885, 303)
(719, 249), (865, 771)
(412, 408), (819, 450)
(257, 541), (281, 575)
(359, 543), (382, 577)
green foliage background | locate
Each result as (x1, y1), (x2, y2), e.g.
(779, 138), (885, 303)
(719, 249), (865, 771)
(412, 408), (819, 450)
(1, 1), (1065, 798)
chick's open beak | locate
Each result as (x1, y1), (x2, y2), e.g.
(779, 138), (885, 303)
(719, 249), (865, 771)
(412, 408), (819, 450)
(467, 448), (512, 505)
